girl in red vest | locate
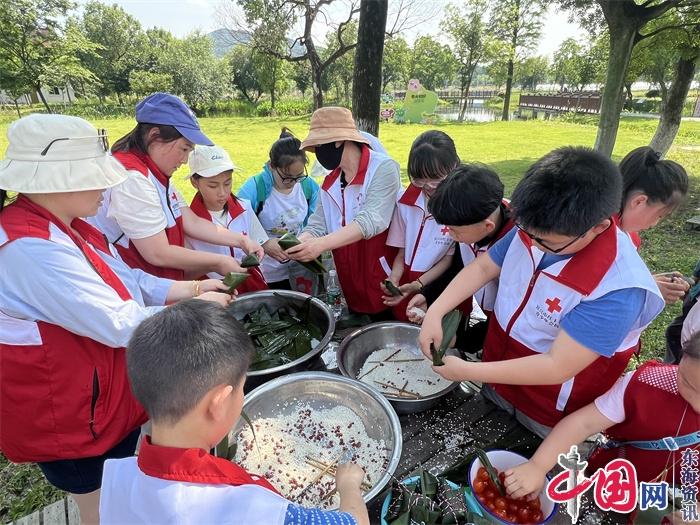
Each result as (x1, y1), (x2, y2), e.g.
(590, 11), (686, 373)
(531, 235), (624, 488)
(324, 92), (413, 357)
(186, 144), (268, 293)
(89, 93), (263, 281)
(286, 108), (401, 317)
(383, 131), (458, 321)
(503, 322), (700, 523)
(618, 146), (690, 305)
(0, 114), (232, 524)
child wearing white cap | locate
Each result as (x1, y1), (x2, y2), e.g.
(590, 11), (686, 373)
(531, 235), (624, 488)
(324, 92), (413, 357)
(187, 144), (269, 292)
(0, 113), (233, 524)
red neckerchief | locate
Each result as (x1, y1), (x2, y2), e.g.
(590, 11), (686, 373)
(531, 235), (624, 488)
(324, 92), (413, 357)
(321, 144), (371, 191)
(137, 436), (280, 494)
(10, 196), (132, 301)
(113, 149), (170, 189)
(398, 184), (423, 208)
(189, 192), (245, 223)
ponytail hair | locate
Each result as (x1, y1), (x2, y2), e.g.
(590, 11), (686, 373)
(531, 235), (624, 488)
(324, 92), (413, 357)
(269, 127), (307, 169)
(620, 146), (688, 210)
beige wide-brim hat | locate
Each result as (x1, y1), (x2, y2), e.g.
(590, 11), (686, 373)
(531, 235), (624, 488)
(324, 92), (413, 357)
(300, 107), (370, 152)
(0, 114), (127, 193)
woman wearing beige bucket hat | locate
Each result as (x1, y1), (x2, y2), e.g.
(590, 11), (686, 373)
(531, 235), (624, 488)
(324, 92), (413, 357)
(0, 114), (233, 524)
(88, 92), (263, 282)
(286, 107), (401, 316)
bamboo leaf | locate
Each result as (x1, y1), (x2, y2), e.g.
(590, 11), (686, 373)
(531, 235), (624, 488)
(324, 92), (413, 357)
(431, 309), (462, 366)
(384, 279), (404, 297)
(222, 272), (250, 292)
(420, 467), (439, 498)
(240, 253), (260, 268)
(476, 448), (506, 497)
(278, 232), (327, 274)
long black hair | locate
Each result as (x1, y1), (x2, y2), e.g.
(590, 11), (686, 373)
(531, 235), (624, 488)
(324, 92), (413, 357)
(111, 123), (183, 154)
(620, 146), (688, 211)
(408, 130), (460, 181)
(0, 190), (15, 213)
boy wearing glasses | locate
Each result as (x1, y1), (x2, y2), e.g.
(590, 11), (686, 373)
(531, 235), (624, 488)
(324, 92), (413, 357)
(419, 147), (664, 437)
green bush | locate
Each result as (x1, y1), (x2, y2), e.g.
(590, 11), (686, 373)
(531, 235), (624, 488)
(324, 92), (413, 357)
(256, 99), (312, 117)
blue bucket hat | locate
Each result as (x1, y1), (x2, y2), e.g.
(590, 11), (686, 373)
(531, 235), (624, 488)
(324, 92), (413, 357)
(135, 93), (213, 146)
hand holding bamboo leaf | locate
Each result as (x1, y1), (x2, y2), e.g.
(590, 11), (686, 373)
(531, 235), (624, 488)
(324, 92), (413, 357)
(430, 310), (462, 366)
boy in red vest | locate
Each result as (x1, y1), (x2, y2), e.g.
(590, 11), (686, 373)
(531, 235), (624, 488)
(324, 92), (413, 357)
(100, 300), (369, 525)
(503, 324), (700, 522)
(419, 147), (664, 437)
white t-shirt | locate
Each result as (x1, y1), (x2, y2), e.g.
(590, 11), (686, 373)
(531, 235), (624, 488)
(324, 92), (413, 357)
(106, 170), (188, 240)
(258, 185), (308, 283)
(594, 372), (635, 424)
(209, 209), (268, 246)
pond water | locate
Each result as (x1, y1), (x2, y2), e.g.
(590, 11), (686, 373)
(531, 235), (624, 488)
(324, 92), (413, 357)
(434, 102), (500, 122)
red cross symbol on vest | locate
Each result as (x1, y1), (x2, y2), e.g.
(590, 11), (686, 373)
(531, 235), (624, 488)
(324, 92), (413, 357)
(545, 297), (562, 313)
(171, 191), (178, 202)
(440, 226), (450, 235)
(295, 276), (313, 295)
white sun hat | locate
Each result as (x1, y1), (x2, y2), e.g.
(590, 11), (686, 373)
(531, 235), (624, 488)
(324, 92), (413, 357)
(187, 144), (237, 178)
(0, 114), (127, 193)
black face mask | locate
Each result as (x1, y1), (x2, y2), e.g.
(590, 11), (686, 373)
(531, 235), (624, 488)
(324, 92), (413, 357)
(315, 142), (344, 171)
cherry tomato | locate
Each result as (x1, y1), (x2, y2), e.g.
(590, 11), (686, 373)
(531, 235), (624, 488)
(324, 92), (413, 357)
(506, 514), (517, 524)
(474, 480), (488, 495)
(499, 471), (506, 483)
(517, 507), (531, 523)
(495, 497), (507, 510)
(507, 501), (519, 515)
(529, 497), (541, 510)
(478, 467), (490, 481)
(487, 501), (497, 511)
(484, 489), (496, 501)
(495, 508), (509, 519)
(531, 509), (544, 523)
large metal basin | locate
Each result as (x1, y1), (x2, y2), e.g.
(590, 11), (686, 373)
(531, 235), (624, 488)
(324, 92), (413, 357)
(337, 322), (458, 414)
(231, 372), (403, 508)
(226, 290), (335, 390)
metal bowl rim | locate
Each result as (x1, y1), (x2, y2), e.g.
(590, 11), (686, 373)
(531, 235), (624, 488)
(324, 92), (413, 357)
(238, 371), (403, 504)
(232, 290), (336, 376)
(336, 321), (458, 403)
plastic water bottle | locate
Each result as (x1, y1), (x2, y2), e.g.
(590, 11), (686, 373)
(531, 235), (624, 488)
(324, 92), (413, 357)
(326, 270), (343, 320)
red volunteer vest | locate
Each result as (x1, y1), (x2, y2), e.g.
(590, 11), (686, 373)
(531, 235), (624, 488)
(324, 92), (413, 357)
(0, 197), (147, 462)
(483, 224), (660, 428)
(321, 145), (397, 314)
(391, 184), (454, 321)
(588, 362), (700, 484)
(137, 436), (280, 492)
(189, 193), (268, 294)
(111, 150), (185, 280)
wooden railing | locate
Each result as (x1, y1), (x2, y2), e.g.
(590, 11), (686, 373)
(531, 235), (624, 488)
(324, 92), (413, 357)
(518, 92), (602, 114)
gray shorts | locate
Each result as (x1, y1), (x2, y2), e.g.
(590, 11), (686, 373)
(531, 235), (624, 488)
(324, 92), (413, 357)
(480, 384), (552, 439)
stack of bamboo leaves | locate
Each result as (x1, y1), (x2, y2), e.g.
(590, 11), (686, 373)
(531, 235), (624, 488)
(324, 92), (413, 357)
(243, 296), (323, 371)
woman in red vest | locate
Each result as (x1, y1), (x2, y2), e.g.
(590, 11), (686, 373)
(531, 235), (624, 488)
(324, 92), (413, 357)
(0, 114), (232, 524)
(286, 107), (401, 317)
(89, 93), (263, 281)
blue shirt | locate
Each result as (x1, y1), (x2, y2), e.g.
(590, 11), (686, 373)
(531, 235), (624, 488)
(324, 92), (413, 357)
(487, 229), (646, 356)
(284, 504), (357, 525)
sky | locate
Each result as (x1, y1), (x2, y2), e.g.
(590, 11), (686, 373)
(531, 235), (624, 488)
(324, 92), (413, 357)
(82, 0), (585, 59)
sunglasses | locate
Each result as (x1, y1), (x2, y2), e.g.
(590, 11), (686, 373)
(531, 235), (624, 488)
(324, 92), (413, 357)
(40, 129), (109, 156)
(277, 167), (308, 184)
(515, 223), (585, 254)
(411, 178), (443, 190)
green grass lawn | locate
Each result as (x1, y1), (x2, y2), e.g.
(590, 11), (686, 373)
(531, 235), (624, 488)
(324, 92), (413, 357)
(0, 114), (698, 521)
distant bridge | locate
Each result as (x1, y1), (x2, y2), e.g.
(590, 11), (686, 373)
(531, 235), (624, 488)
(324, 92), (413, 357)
(393, 89), (499, 102)
(518, 92), (602, 115)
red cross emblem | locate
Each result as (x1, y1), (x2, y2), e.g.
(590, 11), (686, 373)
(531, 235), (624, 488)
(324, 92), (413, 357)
(545, 297), (562, 313)
(296, 276), (313, 295)
(171, 191), (178, 202)
(440, 226), (450, 235)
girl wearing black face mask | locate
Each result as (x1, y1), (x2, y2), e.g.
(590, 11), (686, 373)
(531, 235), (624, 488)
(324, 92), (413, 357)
(285, 107), (402, 317)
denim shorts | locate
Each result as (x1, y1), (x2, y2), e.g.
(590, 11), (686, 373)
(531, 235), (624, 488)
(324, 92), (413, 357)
(36, 428), (140, 494)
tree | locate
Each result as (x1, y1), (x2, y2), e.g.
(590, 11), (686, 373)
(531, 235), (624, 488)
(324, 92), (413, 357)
(560, 0), (700, 156)
(160, 33), (227, 113)
(516, 55), (549, 90)
(78, 1), (145, 102)
(323, 21), (358, 106)
(128, 70), (174, 98)
(441, 1), (490, 121)
(228, 46), (265, 104)
(410, 36), (457, 91)
(382, 36), (411, 91)
(352, 0), (388, 135)
(292, 61), (312, 97)
(491, 0), (546, 120)
(0, 0), (95, 112)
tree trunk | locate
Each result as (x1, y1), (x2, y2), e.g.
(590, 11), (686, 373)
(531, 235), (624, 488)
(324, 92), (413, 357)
(624, 82), (633, 102)
(271, 61), (277, 110)
(13, 98), (21, 118)
(594, 23), (637, 157)
(35, 85), (52, 113)
(352, 0), (388, 136)
(65, 83), (73, 104)
(650, 55), (697, 157)
(502, 58), (514, 121)
(311, 65), (324, 109)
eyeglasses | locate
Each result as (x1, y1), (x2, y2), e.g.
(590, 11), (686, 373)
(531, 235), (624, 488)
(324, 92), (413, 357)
(515, 223), (585, 254)
(277, 167), (308, 184)
(40, 129), (109, 156)
(411, 178), (442, 190)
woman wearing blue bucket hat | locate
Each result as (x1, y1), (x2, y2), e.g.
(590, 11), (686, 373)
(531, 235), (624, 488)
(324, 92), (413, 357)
(89, 93), (263, 280)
